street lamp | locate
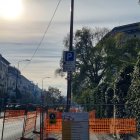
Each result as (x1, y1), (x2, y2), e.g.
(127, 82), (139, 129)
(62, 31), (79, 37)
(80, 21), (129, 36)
(42, 77), (50, 92)
(40, 76), (50, 140)
(17, 59), (30, 70)
(15, 59), (30, 102)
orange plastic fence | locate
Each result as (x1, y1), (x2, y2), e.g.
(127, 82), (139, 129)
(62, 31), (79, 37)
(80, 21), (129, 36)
(23, 111), (37, 136)
(89, 110), (96, 119)
(111, 118), (136, 134)
(44, 110), (136, 135)
(89, 118), (111, 134)
(89, 118), (136, 134)
(45, 119), (62, 132)
(5, 110), (25, 121)
(45, 111), (62, 133)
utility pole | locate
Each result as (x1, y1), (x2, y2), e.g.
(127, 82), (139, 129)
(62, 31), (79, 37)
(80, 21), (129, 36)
(66, 0), (74, 112)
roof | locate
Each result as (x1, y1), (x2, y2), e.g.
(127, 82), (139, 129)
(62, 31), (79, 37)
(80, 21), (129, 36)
(100, 22), (140, 42)
(0, 54), (10, 65)
(111, 22), (140, 34)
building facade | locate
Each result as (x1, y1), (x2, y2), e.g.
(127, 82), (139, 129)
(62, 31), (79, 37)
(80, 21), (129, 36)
(0, 55), (41, 104)
(0, 54), (10, 98)
(0, 54), (10, 107)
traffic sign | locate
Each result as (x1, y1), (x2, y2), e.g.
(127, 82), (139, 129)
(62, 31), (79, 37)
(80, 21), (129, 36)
(64, 51), (75, 61)
(49, 113), (56, 124)
(63, 51), (76, 72)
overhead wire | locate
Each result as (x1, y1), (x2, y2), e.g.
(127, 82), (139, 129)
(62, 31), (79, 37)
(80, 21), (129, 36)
(22, 0), (62, 70)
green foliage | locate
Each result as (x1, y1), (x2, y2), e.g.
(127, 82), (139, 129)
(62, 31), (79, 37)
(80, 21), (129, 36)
(57, 26), (140, 129)
(45, 86), (65, 106)
(115, 66), (133, 118)
(126, 54), (140, 134)
(102, 34), (139, 83)
(72, 27), (109, 96)
(93, 83), (107, 118)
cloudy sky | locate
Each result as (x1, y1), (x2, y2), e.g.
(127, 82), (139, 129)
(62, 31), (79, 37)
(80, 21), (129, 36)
(0, 0), (140, 95)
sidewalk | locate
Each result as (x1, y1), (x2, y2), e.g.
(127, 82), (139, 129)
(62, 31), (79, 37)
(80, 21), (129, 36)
(0, 112), (4, 119)
(90, 133), (98, 140)
(97, 134), (116, 140)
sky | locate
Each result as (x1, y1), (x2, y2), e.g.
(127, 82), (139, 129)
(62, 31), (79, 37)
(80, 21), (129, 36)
(0, 0), (140, 95)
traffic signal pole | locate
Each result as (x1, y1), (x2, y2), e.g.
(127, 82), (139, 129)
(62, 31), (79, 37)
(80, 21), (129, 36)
(66, 0), (74, 112)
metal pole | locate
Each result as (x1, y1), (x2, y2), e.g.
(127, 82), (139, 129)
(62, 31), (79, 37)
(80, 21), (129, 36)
(22, 109), (27, 138)
(1, 108), (6, 140)
(40, 77), (50, 140)
(66, 0), (74, 112)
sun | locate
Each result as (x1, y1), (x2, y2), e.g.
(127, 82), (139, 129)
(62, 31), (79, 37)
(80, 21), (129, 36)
(0, 0), (23, 20)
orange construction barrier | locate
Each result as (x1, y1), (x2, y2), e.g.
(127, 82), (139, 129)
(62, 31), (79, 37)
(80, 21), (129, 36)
(89, 110), (96, 119)
(89, 118), (111, 134)
(89, 118), (136, 134)
(111, 118), (136, 134)
(22, 111), (37, 137)
(5, 110), (25, 121)
(44, 110), (136, 135)
(45, 110), (62, 133)
(89, 110), (136, 134)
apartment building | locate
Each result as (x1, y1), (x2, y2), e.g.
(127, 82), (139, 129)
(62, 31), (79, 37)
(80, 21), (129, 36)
(0, 54), (10, 99)
(0, 55), (41, 104)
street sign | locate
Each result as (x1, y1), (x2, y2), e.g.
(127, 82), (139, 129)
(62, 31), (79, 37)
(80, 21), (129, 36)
(63, 51), (76, 72)
(64, 51), (75, 61)
(49, 112), (56, 124)
(62, 112), (89, 140)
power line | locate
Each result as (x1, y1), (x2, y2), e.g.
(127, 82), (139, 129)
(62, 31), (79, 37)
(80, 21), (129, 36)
(23, 0), (62, 70)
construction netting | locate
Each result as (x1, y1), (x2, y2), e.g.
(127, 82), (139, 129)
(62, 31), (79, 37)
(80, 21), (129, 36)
(89, 110), (136, 134)
(44, 109), (62, 140)
(1, 109), (25, 140)
(1, 104), (40, 140)
(0, 104), (137, 140)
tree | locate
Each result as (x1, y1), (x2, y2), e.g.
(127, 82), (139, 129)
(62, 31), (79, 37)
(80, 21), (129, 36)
(56, 27), (109, 111)
(101, 33), (139, 82)
(93, 83), (108, 118)
(45, 87), (65, 107)
(126, 54), (140, 134)
(71, 27), (109, 97)
(56, 26), (140, 121)
(115, 66), (133, 118)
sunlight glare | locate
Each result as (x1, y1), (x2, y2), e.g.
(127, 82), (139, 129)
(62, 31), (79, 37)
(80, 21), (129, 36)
(0, 0), (23, 20)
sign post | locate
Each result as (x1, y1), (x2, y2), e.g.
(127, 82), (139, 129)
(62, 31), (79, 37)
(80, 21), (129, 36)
(65, 0), (74, 112)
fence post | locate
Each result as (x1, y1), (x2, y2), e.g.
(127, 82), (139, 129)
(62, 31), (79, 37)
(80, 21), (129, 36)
(1, 107), (6, 140)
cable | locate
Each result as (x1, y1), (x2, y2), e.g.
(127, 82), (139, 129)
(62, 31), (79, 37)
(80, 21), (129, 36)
(23, 0), (62, 70)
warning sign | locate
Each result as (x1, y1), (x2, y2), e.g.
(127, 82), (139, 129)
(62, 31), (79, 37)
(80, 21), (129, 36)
(49, 113), (56, 124)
